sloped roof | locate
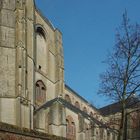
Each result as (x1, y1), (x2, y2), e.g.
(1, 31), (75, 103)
(34, 97), (117, 133)
(99, 97), (140, 116)
(99, 102), (122, 116)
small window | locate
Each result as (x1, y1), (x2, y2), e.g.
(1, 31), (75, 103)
(35, 80), (46, 106)
(83, 107), (87, 113)
(38, 65), (41, 70)
(65, 94), (71, 103)
(75, 101), (80, 109)
(90, 112), (93, 117)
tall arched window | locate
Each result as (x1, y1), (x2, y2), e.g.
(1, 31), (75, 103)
(36, 26), (48, 73)
(66, 116), (76, 140)
(35, 80), (46, 107)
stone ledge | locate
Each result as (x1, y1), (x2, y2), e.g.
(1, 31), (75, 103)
(0, 122), (68, 140)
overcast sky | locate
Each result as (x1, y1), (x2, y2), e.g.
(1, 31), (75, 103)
(35, 0), (140, 108)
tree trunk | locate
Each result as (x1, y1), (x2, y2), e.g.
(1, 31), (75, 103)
(118, 103), (126, 140)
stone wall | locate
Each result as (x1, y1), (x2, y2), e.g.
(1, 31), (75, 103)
(0, 122), (68, 140)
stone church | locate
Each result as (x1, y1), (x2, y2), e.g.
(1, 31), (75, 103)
(0, 0), (119, 139)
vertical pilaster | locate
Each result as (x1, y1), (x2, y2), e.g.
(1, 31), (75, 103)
(15, 0), (35, 129)
(25, 0), (35, 129)
(55, 29), (64, 97)
(104, 129), (107, 140)
(15, 0), (26, 127)
(78, 114), (85, 140)
(90, 125), (96, 140)
(15, 0), (26, 97)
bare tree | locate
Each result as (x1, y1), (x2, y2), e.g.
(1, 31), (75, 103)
(99, 13), (140, 140)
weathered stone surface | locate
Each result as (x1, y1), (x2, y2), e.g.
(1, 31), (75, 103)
(0, 47), (16, 96)
(21, 104), (30, 128)
(0, 26), (15, 48)
(26, 0), (34, 20)
(0, 98), (16, 125)
(0, 122), (68, 140)
(0, 9), (15, 27)
(2, 0), (16, 10)
(26, 20), (34, 59)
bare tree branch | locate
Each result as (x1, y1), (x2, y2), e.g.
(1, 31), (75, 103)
(98, 12), (140, 140)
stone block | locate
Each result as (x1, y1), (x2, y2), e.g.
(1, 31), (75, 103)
(26, 0), (34, 20)
(0, 98), (16, 125)
(0, 47), (16, 96)
(0, 9), (15, 27)
(2, 0), (16, 10)
(0, 26), (15, 48)
(21, 105), (30, 128)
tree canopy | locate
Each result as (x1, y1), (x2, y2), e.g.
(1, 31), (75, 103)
(98, 13), (140, 140)
(99, 13), (140, 102)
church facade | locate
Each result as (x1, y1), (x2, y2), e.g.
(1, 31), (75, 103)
(0, 0), (118, 140)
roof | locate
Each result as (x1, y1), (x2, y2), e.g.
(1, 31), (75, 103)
(34, 97), (117, 133)
(99, 102), (122, 116)
(99, 97), (140, 116)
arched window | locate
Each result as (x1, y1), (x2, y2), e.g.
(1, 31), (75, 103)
(75, 101), (80, 109)
(83, 107), (87, 113)
(36, 26), (47, 73)
(66, 116), (76, 140)
(35, 80), (46, 106)
(65, 94), (71, 103)
(90, 112), (93, 117)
